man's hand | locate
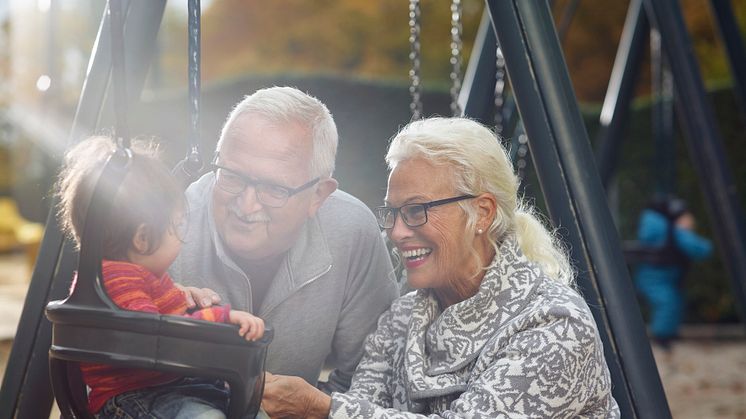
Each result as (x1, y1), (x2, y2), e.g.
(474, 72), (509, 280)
(229, 310), (265, 341)
(262, 373), (332, 419)
(175, 284), (222, 309)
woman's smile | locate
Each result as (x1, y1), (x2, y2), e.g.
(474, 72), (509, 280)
(400, 247), (433, 268)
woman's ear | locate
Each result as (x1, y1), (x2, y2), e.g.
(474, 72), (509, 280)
(475, 193), (497, 231)
(131, 224), (150, 254)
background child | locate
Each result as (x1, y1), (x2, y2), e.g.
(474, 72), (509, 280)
(56, 136), (264, 418)
(634, 195), (713, 350)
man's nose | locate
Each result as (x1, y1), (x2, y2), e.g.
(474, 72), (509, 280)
(235, 185), (263, 213)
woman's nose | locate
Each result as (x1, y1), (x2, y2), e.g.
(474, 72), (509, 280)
(388, 212), (414, 242)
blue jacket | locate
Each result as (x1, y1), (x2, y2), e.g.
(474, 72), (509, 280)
(636, 209), (712, 272)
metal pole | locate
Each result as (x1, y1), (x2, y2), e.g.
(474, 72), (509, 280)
(594, 0), (648, 189)
(644, 0), (746, 323)
(708, 0), (746, 118)
(459, 10), (497, 126)
(485, 1), (672, 417)
(650, 26), (676, 195)
(0, 216), (65, 418)
(95, 0), (166, 137)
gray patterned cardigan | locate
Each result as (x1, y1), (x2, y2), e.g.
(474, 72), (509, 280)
(330, 237), (620, 418)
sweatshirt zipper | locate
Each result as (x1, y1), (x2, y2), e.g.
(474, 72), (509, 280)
(261, 263), (332, 317)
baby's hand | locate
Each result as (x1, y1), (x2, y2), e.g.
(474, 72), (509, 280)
(229, 310), (265, 341)
(176, 284), (222, 308)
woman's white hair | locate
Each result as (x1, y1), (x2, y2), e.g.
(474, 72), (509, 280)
(217, 86), (338, 178)
(386, 117), (574, 285)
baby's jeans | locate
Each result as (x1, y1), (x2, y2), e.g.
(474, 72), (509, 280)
(96, 377), (229, 419)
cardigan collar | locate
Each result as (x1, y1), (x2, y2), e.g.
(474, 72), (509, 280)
(405, 235), (544, 399)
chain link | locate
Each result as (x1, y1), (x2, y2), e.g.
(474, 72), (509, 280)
(515, 132), (529, 181)
(408, 0), (423, 120)
(494, 46), (507, 136)
(449, 0), (463, 116)
(493, 46), (527, 181)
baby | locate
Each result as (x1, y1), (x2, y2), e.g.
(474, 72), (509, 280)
(56, 136), (263, 418)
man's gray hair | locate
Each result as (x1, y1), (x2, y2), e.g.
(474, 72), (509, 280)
(217, 86), (338, 178)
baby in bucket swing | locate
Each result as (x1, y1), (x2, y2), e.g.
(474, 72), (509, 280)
(56, 135), (265, 419)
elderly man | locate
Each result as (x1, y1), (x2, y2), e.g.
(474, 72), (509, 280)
(169, 86), (399, 393)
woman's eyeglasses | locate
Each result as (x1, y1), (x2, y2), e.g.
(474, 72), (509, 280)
(374, 195), (475, 229)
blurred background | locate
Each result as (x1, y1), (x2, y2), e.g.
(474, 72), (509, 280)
(0, 0), (745, 417)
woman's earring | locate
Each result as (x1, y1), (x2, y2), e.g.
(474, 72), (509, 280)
(477, 228), (484, 235)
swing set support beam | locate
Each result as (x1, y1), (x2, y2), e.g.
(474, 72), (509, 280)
(482, 1), (671, 417)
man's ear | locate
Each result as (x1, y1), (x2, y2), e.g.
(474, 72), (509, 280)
(131, 224), (150, 254)
(308, 178), (338, 217)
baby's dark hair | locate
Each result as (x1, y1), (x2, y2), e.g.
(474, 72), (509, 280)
(56, 136), (185, 260)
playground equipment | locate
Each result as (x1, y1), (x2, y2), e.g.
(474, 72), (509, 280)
(2, 1), (745, 418)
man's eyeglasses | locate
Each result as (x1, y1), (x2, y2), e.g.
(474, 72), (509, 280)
(374, 195), (475, 229)
(212, 163), (320, 208)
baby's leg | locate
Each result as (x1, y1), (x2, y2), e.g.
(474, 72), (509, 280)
(152, 377), (229, 418)
(97, 377), (229, 418)
(168, 397), (227, 419)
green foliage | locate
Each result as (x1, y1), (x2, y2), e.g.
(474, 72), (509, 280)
(193, 0), (483, 87)
(162, 0), (746, 103)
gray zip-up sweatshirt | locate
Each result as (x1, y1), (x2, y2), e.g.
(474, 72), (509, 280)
(169, 174), (399, 392)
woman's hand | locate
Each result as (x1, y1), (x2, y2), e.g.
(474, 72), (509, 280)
(229, 310), (265, 341)
(175, 284), (222, 309)
(262, 372), (332, 419)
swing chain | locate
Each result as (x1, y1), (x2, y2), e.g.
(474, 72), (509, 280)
(515, 132), (529, 181)
(449, 0), (463, 116)
(494, 47), (507, 136)
(408, 0), (423, 120)
(187, 0), (203, 170)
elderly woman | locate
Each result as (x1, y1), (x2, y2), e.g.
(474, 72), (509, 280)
(262, 117), (620, 418)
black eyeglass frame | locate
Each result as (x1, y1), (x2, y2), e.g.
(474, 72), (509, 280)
(375, 194), (476, 229)
(211, 161), (320, 208)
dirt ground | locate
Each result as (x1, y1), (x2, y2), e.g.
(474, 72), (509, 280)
(651, 338), (746, 418)
(1, 252), (745, 418)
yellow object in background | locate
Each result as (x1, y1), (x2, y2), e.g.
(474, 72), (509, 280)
(0, 197), (44, 273)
